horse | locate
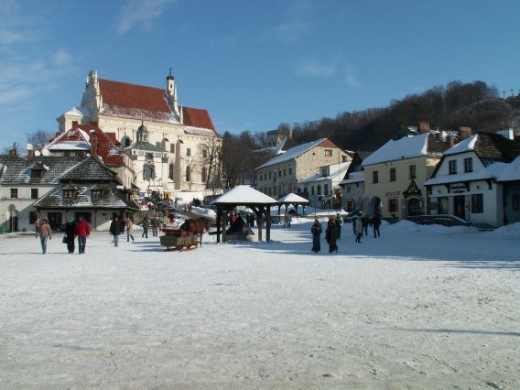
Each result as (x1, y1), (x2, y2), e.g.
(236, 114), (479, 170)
(180, 217), (210, 247)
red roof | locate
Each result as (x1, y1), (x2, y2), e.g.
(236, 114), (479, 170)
(182, 106), (216, 132)
(98, 78), (218, 134)
(99, 79), (171, 113)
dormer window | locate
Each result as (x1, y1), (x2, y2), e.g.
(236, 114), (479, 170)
(31, 169), (43, 179)
(63, 190), (76, 199)
(92, 190), (102, 199)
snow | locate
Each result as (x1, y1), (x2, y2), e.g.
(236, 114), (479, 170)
(211, 185), (277, 204)
(1, 219), (519, 389)
(362, 133), (430, 166)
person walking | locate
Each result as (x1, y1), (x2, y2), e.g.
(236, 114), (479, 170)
(75, 216), (91, 254)
(354, 217), (363, 243)
(126, 216), (135, 242)
(142, 215), (150, 238)
(64, 217), (76, 253)
(335, 213), (343, 239)
(39, 218), (52, 254)
(325, 217), (338, 253)
(151, 216), (160, 237)
(109, 216), (122, 247)
(372, 214), (381, 238)
(361, 214), (369, 236)
(311, 218), (322, 253)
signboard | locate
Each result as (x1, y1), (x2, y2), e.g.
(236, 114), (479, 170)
(450, 183), (467, 194)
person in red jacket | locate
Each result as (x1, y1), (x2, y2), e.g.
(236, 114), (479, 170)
(75, 216), (91, 254)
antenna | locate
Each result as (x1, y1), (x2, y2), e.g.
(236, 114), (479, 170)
(26, 143), (33, 150)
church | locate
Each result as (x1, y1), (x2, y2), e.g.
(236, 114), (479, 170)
(55, 70), (222, 204)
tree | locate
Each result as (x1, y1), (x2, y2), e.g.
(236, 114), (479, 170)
(26, 130), (54, 149)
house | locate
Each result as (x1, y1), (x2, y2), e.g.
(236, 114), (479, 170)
(256, 138), (352, 200)
(0, 148), (84, 233)
(361, 124), (464, 219)
(496, 155), (520, 225)
(33, 156), (140, 231)
(296, 162), (350, 208)
(339, 151), (372, 212)
(54, 70), (221, 203)
(424, 130), (520, 227)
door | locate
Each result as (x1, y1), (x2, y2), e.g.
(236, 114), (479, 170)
(453, 195), (466, 219)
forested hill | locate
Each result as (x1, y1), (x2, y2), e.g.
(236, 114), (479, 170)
(283, 80), (520, 152)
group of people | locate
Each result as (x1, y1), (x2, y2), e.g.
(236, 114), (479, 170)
(36, 216), (90, 254)
(311, 212), (382, 253)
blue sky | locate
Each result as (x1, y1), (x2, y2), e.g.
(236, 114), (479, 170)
(1, 0), (519, 152)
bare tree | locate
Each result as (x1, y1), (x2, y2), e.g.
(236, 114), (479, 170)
(26, 129), (54, 149)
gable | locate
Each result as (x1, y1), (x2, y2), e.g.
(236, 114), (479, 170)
(182, 106), (217, 133)
(60, 157), (121, 184)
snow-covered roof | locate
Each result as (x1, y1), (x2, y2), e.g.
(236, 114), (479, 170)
(297, 162), (350, 184)
(277, 193), (309, 204)
(340, 171), (365, 185)
(211, 185), (277, 204)
(425, 162), (507, 186)
(184, 126), (218, 137)
(62, 106), (90, 118)
(497, 155), (520, 182)
(362, 133), (430, 166)
(257, 138), (327, 169)
(443, 134), (477, 155)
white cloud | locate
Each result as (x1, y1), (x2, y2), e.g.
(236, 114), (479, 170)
(296, 57), (362, 88)
(115, 0), (176, 35)
(53, 49), (73, 67)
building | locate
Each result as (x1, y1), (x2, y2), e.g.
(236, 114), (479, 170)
(339, 151), (372, 212)
(33, 156), (140, 231)
(255, 138), (352, 200)
(361, 126), (462, 219)
(425, 131), (520, 227)
(296, 162), (350, 208)
(0, 149), (84, 232)
(55, 70), (221, 204)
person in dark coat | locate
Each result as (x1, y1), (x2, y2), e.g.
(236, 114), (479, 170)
(311, 219), (322, 253)
(142, 216), (150, 238)
(64, 217), (76, 253)
(372, 214), (381, 238)
(354, 217), (363, 243)
(361, 214), (369, 236)
(109, 216), (122, 247)
(325, 218), (338, 253)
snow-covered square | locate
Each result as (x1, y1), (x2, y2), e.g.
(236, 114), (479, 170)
(1, 218), (519, 389)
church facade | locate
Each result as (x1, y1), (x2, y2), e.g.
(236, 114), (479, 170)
(56, 70), (221, 204)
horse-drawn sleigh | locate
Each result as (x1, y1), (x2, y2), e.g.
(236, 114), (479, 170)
(159, 217), (210, 251)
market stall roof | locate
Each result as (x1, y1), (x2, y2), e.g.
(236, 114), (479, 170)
(277, 193), (310, 204)
(211, 185), (277, 205)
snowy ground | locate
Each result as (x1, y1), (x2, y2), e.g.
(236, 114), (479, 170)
(1, 218), (519, 389)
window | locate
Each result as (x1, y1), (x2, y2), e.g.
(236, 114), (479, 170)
(278, 170), (281, 177)
(283, 169), (286, 176)
(409, 165), (416, 179)
(390, 168), (396, 182)
(145, 153), (154, 162)
(289, 168), (292, 175)
(63, 190), (75, 199)
(170, 144), (175, 153)
(92, 190), (102, 199)
(31, 188), (38, 199)
(169, 164), (174, 180)
(201, 167), (207, 182)
(324, 184), (329, 195)
(471, 193), (483, 213)
(513, 194), (519, 211)
(448, 160), (457, 175)
(268, 171), (271, 179)
(438, 197), (449, 214)
(186, 148), (191, 157)
(464, 158), (473, 173)
(203, 149), (207, 158)
(372, 171), (379, 184)
(10, 188), (18, 198)
(388, 199), (398, 213)
(186, 166), (191, 181)
(325, 150), (332, 157)
(143, 165), (154, 180)
(31, 169), (42, 179)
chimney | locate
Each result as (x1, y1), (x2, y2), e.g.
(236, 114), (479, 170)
(419, 121), (430, 133)
(89, 130), (98, 157)
(447, 134), (455, 147)
(27, 149), (35, 161)
(459, 126), (472, 139)
(8, 142), (17, 157)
